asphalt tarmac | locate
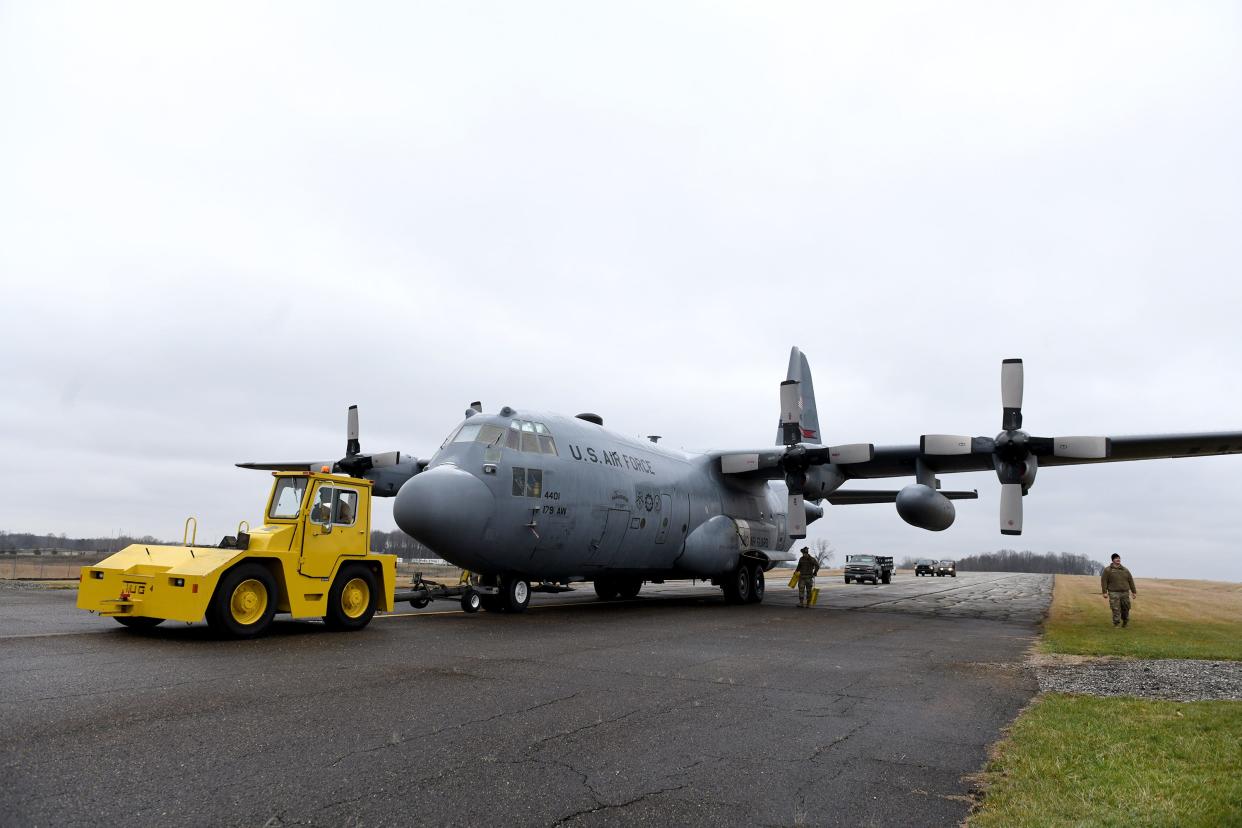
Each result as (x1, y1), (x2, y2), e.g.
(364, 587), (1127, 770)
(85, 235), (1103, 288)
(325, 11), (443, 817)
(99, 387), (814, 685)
(1, 572), (1050, 827)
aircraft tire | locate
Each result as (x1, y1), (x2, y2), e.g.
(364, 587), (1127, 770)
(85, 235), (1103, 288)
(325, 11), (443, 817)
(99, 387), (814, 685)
(115, 616), (164, 630)
(745, 565), (764, 604)
(502, 577), (531, 613)
(324, 565), (379, 632)
(479, 594), (503, 612)
(722, 565), (750, 604)
(593, 579), (620, 601)
(616, 577), (642, 600)
(206, 562), (277, 639)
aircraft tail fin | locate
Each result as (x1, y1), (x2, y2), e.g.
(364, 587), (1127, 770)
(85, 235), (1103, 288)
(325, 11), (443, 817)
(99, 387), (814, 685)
(774, 346), (822, 445)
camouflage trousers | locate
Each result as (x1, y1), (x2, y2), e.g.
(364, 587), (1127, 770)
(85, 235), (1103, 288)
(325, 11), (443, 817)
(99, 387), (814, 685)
(1108, 591), (1131, 625)
(798, 577), (814, 605)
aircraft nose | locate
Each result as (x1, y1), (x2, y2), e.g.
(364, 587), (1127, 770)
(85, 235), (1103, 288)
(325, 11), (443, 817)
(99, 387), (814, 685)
(393, 465), (493, 555)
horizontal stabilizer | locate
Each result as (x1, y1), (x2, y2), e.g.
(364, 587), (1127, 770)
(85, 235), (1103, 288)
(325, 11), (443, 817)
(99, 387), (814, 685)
(827, 489), (979, 505)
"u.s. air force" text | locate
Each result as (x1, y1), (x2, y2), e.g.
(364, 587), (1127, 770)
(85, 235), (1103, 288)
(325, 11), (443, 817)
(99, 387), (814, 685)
(567, 445), (656, 475)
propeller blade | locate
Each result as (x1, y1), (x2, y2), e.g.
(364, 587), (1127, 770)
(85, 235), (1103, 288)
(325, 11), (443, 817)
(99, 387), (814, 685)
(828, 443), (874, 464)
(921, 434), (974, 456)
(999, 483), (1023, 535)
(346, 404), (361, 456)
(1053, 436), (1111, 459)
(788, 492), (807, 539)
(780, 380), (802, 445)
(368, 451), (401, 468)
(1001, 359), (1023, 430)
(721, 453), (760, 474)
(236, 461), (325, 471)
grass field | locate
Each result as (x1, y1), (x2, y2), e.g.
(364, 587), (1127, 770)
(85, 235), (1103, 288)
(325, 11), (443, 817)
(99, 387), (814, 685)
(970, 694), (1242, 827)
(1041, 575), (1242, 661)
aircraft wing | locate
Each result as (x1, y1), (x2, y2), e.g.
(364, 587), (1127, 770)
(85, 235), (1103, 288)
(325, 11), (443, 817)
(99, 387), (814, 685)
(843, 431), (1242, 480)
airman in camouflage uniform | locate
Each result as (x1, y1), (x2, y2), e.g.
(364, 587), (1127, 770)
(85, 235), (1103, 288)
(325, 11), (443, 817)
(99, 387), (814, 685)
(795, 547), (819, 608)
(1100, 553), (1137, 627)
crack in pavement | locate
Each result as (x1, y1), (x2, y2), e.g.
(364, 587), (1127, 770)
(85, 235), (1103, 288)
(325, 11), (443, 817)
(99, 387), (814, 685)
(552, 782), (692, 825)
(326, 689), (584, 768)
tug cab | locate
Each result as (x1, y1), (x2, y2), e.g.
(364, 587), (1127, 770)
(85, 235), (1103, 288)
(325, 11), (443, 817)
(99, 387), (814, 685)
(77, 471), (397, 638)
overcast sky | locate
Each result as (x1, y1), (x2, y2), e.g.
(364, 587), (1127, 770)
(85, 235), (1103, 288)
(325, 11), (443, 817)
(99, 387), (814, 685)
(2, 3), (1240, 580)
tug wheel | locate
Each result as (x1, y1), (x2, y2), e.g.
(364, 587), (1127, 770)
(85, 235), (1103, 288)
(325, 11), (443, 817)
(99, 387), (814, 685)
(324, 565), (379, 631)
(207, 563), (277, 639)
(461, 589), (482, 613)
(115, 616), (164, 630)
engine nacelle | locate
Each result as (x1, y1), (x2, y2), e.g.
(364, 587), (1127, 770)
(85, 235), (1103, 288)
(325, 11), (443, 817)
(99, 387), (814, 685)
(895, 484), (956, 532)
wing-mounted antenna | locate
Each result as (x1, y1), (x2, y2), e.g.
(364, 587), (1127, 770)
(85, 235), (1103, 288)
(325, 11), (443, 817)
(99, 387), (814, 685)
(920, 359), (1111, 534)
(237, 404), (426, 496)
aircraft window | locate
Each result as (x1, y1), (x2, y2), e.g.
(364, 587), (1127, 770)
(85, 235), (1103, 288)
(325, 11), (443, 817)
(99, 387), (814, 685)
(453, 423), (482, 443)
(477, 424), (506, 445)
(521, 431), (540, 453)
(511, 466), (542, 497)
(505, 422), (522, 450)
(533, 423), (549, 435)
(538, 435), (557, 455)
(440, 423), (464, 450)
(268, 478), (308, 520)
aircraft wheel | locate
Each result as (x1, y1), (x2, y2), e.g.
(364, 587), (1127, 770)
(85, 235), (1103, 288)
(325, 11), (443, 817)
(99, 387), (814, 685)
(479, 594), (503, 612)
(115, 616), (164, 630)
(206, 562), (277, 639)
(324, 565), (379, 631)
(502, 577), (531, 613)
(461, 589), (481, 613)
(722, 565), (750, 604)
(746, 565), (764, 604)
(616, 577), (642, 600)
(593, 579), (620, 601)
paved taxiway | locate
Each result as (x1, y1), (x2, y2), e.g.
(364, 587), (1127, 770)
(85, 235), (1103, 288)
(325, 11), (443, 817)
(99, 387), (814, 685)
(1, 572), (1050, 826)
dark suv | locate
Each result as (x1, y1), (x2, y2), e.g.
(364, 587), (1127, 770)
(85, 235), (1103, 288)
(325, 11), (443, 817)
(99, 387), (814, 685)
(914, 558), (936, 577)
(935, 560), (957, 577)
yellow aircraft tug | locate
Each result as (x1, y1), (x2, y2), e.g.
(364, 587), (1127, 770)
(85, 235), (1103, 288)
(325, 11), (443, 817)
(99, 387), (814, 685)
(77, 470), (398, 638)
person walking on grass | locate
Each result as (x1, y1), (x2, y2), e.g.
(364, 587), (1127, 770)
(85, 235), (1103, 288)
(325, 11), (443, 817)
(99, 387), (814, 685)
(1101, 553), (1137, 627)
(795, 546), (819, 608)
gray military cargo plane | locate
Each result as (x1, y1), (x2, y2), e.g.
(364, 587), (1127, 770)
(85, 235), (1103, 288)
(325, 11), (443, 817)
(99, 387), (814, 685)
(241, 348), (1242, 612)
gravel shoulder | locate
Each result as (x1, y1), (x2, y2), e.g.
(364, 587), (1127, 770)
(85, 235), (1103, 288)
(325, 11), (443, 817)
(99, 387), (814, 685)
(1032, 652), (1242, 702)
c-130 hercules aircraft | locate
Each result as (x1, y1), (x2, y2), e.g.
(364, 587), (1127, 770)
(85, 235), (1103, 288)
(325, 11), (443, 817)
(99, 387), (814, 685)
(241, 348), (1242, 612)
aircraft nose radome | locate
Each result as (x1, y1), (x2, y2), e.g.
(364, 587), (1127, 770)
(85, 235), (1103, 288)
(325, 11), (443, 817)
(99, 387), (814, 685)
(393, 465), (493, 554)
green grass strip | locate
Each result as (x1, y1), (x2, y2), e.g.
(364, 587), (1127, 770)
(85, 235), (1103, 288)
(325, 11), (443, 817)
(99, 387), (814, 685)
(971, 694), (1242, 827)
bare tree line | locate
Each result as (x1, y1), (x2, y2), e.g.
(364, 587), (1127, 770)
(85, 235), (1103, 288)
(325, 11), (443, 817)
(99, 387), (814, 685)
(899, 549), (1105, 575)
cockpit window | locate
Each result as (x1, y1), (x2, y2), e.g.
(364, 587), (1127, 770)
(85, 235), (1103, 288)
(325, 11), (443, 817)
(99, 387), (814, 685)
(453, 423), (482, 444)
(503, 420), (558, 455)
(268, 477), (308, 520)
(520, 421), (539, 453)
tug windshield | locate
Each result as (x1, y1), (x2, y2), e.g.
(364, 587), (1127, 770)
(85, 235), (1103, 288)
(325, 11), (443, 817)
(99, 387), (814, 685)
(269, 477), (308, 520)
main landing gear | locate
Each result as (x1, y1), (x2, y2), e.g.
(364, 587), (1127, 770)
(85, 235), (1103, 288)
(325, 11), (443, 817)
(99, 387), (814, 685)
(720, 562), (765, 605)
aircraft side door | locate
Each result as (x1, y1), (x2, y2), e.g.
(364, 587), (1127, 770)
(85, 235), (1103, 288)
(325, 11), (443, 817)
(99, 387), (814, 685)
(301, 482), (367, 579)
(589, 507), (630, 565)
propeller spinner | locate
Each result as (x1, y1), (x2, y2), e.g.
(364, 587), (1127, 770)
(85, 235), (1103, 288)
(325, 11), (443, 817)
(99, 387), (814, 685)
(921, 359), (1111, 535)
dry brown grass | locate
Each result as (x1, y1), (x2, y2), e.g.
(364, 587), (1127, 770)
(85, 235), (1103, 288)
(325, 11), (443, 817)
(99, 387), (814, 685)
(1042, 574), (1242, 660)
